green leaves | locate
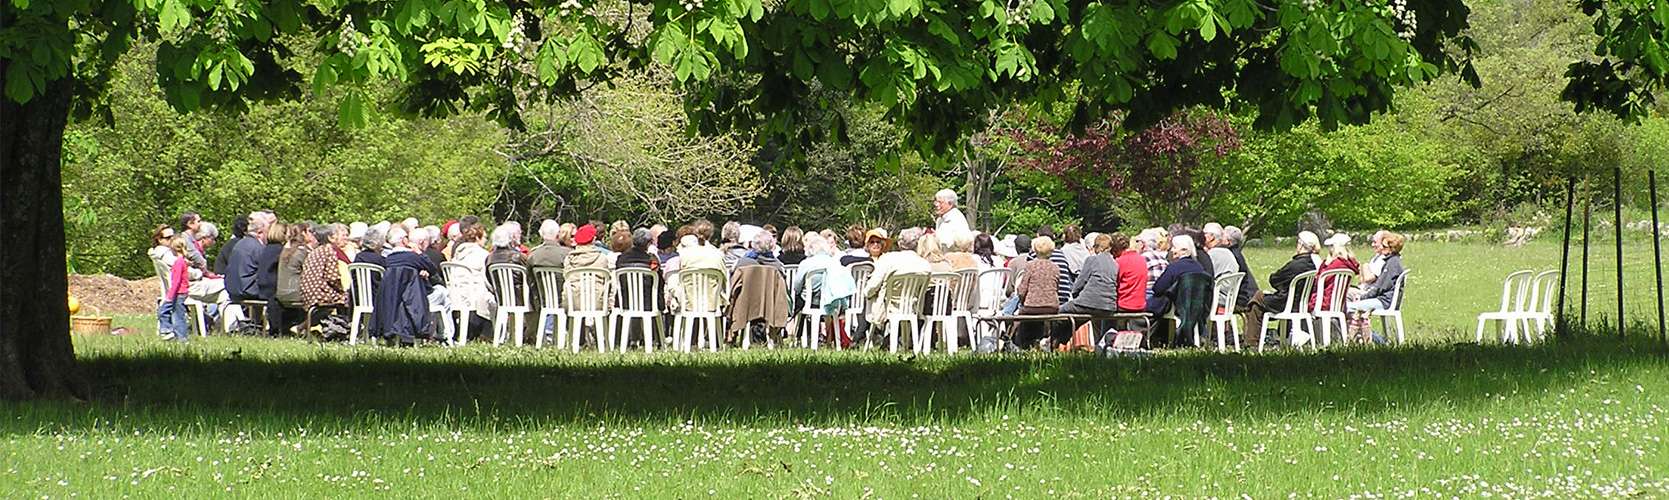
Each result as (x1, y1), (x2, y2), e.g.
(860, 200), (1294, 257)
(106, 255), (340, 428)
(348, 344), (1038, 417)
(158, 0), (191, 36)
(1147, 32), (1179, 60)
(4, 63), (43, 104)
(338, 90), (369, 128)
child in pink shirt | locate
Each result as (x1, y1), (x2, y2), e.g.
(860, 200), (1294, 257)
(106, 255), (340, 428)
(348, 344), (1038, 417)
(162, 238), (192, 343)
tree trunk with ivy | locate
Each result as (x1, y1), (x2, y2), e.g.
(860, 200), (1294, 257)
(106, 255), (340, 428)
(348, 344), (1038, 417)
(0, 61), (88, 401)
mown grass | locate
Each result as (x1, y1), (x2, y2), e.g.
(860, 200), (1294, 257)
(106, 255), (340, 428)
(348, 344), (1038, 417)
(5, 330), (1668, 497)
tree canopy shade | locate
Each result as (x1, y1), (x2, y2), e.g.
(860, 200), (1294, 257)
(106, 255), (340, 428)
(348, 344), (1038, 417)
(0, 0), (1485, 400)
(1562, 0), (1669, 120)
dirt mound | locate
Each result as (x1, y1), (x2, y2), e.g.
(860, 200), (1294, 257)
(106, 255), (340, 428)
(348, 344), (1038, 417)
(69, 274), (158, 315)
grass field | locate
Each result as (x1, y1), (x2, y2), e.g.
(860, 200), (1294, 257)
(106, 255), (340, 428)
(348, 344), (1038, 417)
(8, 240), (1668, 497)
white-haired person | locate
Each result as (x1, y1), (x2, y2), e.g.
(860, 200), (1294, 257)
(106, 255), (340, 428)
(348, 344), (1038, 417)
(487, 224), (528, 268)
(792, 232), (857, 322)
(404, 227), (454, 342)
(1347, 232), (1406, 344)
(857, 228), (930, 345)
(1312, 233), (1360, 313)
(1136, 228), (1169, 298)
(735, 230), (784, 269)
(1256, 230), (1322, 346)
(528, 220), (572, 270)
(932, 189), (971, 251)
(1143, 235), (1208, 347)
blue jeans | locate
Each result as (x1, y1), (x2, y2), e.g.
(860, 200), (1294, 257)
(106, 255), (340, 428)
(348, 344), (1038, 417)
(1001, 295), (1022, 315)
(1346, 299), (1387, 313)
(161, 297), (189, 342)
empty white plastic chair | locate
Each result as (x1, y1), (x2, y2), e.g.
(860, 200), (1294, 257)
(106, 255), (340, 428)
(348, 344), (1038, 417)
(1475, 270), (1535, 344)
(1311, 268), (1355, 347)
(346, 263), (384, 345)
(530, 267), (566, 349)
(844, 262), (875, 348)
(791, 268), (831, 350)
(1370, 269), (1411, 344)
(611, 268), (663, 353)
(563, 267), (612, 352)
(973, 267), (1012, 348)
(1523, 270), (1561, 342)
(1259, 270), (1317, 351)
(487, 264), (532, 346)
(875, 272), (931, 353)
(674, 268), (727, 352)
(439, 262), (474, 346)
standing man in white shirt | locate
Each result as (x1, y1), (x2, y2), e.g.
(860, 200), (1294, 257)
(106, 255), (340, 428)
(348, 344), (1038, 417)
(933, 189), (971, 251)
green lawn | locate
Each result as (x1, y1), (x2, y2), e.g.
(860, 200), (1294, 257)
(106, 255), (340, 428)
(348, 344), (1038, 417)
(8, 240), (1668, 497)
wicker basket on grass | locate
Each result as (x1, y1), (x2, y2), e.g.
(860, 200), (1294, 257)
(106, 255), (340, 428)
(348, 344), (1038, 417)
(70, 305), (112, 335)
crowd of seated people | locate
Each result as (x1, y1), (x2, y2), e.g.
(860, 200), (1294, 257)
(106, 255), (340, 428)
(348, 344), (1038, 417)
(146, 190), (1410, 351)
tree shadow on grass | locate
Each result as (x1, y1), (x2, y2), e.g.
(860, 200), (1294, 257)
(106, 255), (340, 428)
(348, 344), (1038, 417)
(8, 335), (1665, 433)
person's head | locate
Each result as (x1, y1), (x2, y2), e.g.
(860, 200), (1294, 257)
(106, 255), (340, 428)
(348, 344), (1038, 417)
(608, 229), (632, 253)
(1032, 236), (1056, 258)
(246, 212), (269, 237)
(261, 222), (285, 245)
(780, 227), (804, 253)
(502, 221), (523, 243)
(1090, 233), (1112, 254)
(649, 223), (668, 240)
(401, 217), (420, 232)
(1035, 225), (1056, 239)
(573, 224), (597, 247)
(1170, 235), (1196, 259)
(917, 233), (945, 262)
(229, 216), (249, 241)
(422, 226), (442, 248)
(819, 229), (837, 244)
(1296, 231), (1321, 255)
(803, 232), (834, 257)
(721, 221), (742, 244)
(950, 233), (973, 253)
(896, 227), (924, 252)
(1014, 234), (1033, 256)
(933, 189), (958, 216)
(1202, 223), (1224, 248)
(1108, 234), (1130, 255)
(152, 224), (175, 246)
(363, 228), (386, 252)
(290, 222), (312, 246)
(443, 221), (461, 242)
(1187, 229), (1207, 254)
(1222, 226), (1246, 248)
(846, 225), (868, 249)
(387, 227), (408, 249)
(973, 233), (995, 257)
(1133, 229), (1158, 252)
(490, 225), (517, 250)
(1062, 225), (1082, 244)
(632, 228), (652, 253)
(179, 212), (201, 232)
(1381, 232), (1406, 255)
(406, 227), (432, 251)
(310, 224), (335, 249)
(196, 221), (218, 244)
(458, 215), (482, 236)
(609, 220), (628, 235)
(459, 224), (485, 245)
(656, 228), (677, 252)
(1324, 233), (1353, 261)
(864, 228), (891, 257)
(537, 219), (560, 244)
(693, 219), (715, 244)
(167, 236), (191, 257)
(679, 234), (699, 250)
(751, 230), (778, 255)
(348, 222), (368, 243)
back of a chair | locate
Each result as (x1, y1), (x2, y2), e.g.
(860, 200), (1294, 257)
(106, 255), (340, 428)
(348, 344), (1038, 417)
(531, 267), (564, 311)
(925, 272), (960, 316)
(881, 272), (932, 318)
(564, 267), (612, 314)
(1386, 269), (1411, 312)
(782, 264), (799, 284)
(846, 262), (875, 310)
(1212, 272), (1246, 314)
(347, 263), (385, 309)
(798, 268), (826, 310)
(613, 268), (660, 313)
(952, 268), (980, 313)
(487, 264), (530, 309)
(975, 268), (1012, 312)
(1496, 270), (1534, 313)
(678, 268), (727, 314)
(440, 262), (470, 287)
(1280, 270), (1318, 314)
(1531, 270), (1561, 315)
(1311, 268), (1354, 314)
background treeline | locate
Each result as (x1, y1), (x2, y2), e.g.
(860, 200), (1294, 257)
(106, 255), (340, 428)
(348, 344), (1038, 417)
(64, 0), (1665, 278)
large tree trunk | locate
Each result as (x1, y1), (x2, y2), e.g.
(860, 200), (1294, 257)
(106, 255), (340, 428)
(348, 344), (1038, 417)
(0, 61), (88, 401)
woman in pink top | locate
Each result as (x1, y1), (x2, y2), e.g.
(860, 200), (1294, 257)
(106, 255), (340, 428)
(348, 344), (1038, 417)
(1111, 234), (1149, 312)
(162, 237), (193, 343)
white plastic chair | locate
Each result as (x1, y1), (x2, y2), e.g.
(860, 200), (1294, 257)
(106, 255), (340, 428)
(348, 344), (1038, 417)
(791, 268), (831, 350)
(1311, 268), (1355, 347)
(487, 264), (532, 346)
(844, 262), (874, 347)
(530, 267), (567, 349)
(973, 268), (1012, 348)
(1259, 270), (1318, 351)
(1208, 272), (1245, 351)
(1524, 270), (1561, 342)
(675, 268), (727, 352)
(345, 263), (383, 345)
(611, 268), (663, 353)
(875, 272), (931, 353)
(563, 267), (612, 353)
(736, 266), (789, 351)
(1475, 270), (1535, 344)
(1370, 269), (1411, 344)
(440, 262), (474, 345)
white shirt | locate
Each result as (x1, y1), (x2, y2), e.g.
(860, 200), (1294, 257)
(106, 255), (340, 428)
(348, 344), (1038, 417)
(935, 207), (971, 249)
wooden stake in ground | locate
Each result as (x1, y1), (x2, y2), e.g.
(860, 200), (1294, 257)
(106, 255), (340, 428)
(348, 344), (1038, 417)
(1650, 170), (1664, 347)
(1615, 167), (1625, 338)
(1559, 176), (1574, 337)
(1582, 178), (1592, 328)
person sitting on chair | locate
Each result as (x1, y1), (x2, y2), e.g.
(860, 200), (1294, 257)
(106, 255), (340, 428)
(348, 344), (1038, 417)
(1009, 236), (1063, 351)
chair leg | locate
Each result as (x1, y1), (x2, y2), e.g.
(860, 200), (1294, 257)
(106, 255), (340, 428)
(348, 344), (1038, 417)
(1475, 317), (1487, 343)
(888, 320), (899, 353)
(1258, 315), (1270, 353)
(1394, 314), (1405, 345)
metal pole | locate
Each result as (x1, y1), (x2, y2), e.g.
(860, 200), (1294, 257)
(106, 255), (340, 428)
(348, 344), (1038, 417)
(1615, 166), (1625, 338)
(1558, 176), (1575, 336)
(1650, 170), (1664, 347)
(1582, 178), (1592, 328)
